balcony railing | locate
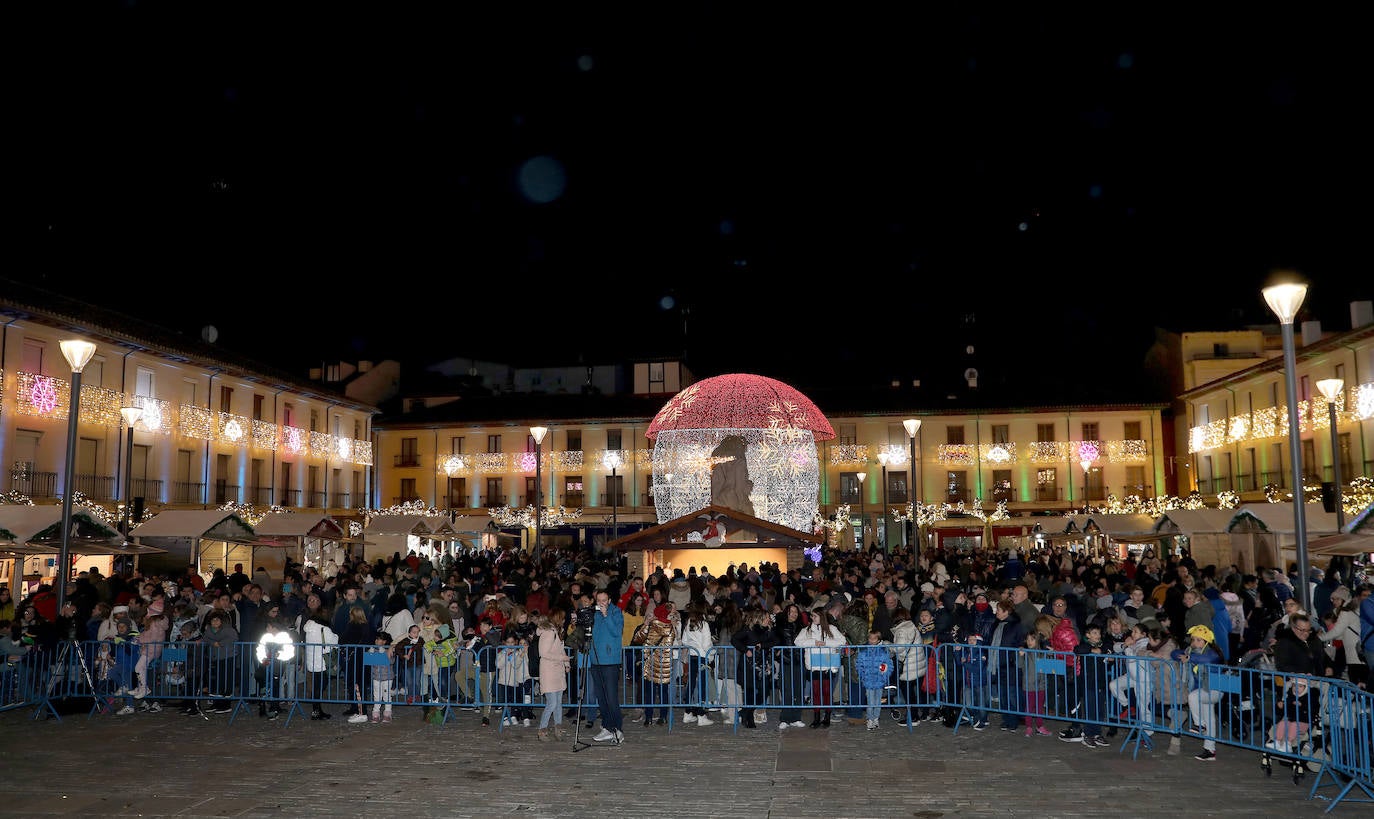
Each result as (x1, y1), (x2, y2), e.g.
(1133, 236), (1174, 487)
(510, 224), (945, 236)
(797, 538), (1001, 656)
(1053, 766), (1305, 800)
(332, 492), (352, 509)
(1260, 470), (1287, 489)
(562, 493), (585, 507)
(74, 474), (116, 501)
(1234, 473), (1256, 492)
(130, 477), (163, 502)
(11, 469), (58, 499)
(307, 491), (326, 508)
(643, 492), (656, 506)
(248, 485), (272, 506)
(481, 495), (507, 507)
(601, 493), (627, 507)
(212, 482), (241, 505)
(172, 481), (204, 504)
(279, 488), (300, 507)
(1035, 486), (1063, 502)
(394, 454), (422, 468)
(393, 495), (422, 506)
(1118, 484), (1155, 499)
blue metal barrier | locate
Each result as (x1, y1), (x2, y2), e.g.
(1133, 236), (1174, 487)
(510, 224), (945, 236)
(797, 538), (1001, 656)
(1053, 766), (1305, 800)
(23, 637), (1374, 813)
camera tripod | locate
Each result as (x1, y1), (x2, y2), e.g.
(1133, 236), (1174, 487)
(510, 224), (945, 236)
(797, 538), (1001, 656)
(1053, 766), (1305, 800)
(570, 645), (597, 752)
(36, 640), (96, 722)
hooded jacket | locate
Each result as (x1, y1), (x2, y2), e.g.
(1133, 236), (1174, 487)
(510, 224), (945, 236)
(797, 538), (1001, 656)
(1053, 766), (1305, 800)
(642, 615), (677, 684)
(890, 618), (926, 681)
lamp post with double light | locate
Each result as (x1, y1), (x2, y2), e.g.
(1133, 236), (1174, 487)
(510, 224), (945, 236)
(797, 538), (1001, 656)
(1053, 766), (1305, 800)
(119, 406), (143, 538)
(903, 419), (921, 548)
(55, 339), (97, 615)
(1264, 278), (1312, 613)
(530, 425), (548, 561)
(1315, 378), (1346, 530)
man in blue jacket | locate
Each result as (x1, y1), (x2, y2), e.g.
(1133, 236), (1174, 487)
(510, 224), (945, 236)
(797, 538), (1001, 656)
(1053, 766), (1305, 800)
(589, 589), (625, 744)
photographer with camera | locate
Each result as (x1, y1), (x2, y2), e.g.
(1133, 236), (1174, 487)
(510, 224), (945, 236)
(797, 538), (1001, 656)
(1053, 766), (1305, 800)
(588, 590), (625, 744)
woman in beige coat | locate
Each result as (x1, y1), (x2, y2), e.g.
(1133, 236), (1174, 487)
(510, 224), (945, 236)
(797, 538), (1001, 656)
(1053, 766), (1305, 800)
(1319, 586), (1365, 686)
(535, 613), (570, 741)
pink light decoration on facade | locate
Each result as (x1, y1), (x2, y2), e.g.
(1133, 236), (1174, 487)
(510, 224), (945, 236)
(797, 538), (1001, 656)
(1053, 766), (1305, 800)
(31, 376), (59, 414)
(1077, 441), (1100, 463)
(517, 451), (537, 472)
(284, 427), (303, 453)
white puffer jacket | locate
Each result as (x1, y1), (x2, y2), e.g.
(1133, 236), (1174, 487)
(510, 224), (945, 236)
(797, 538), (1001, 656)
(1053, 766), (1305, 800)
(302, 619), (338, 673)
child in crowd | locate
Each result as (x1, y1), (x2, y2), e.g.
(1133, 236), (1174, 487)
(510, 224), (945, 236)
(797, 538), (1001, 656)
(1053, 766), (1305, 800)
(1019, 631), (1052, 736)
(956, 627), (991, 731)
(1171, 625), (1224, 761)
(1073, 622), (1113, 748)
(395, 624), (424, 705)
(496, 630), (531, 727)
(856, 628), (892, 730)
(369, 631), (395, 724)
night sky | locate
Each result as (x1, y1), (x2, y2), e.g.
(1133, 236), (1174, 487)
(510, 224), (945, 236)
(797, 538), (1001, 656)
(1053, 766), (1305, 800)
(12, 4), (1369, 394)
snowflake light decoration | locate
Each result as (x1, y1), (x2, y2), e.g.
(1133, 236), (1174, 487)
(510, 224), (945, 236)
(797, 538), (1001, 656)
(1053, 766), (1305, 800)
(31, 376), (59, 414)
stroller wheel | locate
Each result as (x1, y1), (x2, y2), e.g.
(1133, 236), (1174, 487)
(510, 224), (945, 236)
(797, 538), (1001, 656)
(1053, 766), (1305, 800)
(1260, 754), (1272, 776)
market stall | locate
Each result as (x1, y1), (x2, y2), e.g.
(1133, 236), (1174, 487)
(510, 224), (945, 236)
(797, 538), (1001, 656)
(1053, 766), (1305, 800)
(0, 506), (124, 591)
(129, 509), (258, 577)
(249, 511), (346, 572)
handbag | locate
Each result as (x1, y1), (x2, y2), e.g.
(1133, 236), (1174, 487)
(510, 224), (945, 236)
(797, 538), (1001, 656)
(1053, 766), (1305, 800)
(631, 623), (649, 646)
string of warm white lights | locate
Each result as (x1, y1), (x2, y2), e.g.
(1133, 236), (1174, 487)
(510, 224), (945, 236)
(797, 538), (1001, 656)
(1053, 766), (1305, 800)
(11, 369), (373, 466)
(1189, 380), (1374, 454)
(487, 504), (583, 528)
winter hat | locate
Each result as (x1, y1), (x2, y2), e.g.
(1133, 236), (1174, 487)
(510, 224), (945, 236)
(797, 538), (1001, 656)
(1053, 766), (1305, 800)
(1097, 595), (1115, 610)
(148, 600), (164, 616)
(1329, 585), (1351, 603)
(654, 604), (671, 622)
(1186, 625), (1215, 644)
(111, 605), (129, 616)
(920, 582), (935, 593)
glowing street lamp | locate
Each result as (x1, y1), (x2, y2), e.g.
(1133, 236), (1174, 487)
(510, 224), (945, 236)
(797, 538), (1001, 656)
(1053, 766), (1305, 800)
(1264, 277), (1312, 613)
(903, 418), (921, 547)
(605, 450), (624, 545)
(56, 339), (97, 615)
(119, 406), (143, 537)
(1315, 378), (1346, 529)
(530, 425), (548, 560)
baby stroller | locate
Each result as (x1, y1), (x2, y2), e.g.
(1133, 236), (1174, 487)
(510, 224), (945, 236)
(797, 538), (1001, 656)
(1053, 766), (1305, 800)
(1259, 677), (1314, 785)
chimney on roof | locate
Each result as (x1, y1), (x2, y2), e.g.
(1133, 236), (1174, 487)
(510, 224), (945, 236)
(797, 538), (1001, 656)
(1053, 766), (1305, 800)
(1352, 300), (1373, 329)
(1300, 320), (1322, 346)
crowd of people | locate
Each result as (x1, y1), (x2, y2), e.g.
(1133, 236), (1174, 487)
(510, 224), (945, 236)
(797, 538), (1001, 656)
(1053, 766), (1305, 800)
(3, 537), (1372, 762)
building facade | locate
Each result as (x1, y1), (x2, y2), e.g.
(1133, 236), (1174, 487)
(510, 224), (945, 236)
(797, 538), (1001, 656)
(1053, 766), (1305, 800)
(1, 286), (377, 532)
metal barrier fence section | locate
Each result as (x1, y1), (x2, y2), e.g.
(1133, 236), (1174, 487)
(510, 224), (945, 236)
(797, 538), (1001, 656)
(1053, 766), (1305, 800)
(19, 638), (1374, 812)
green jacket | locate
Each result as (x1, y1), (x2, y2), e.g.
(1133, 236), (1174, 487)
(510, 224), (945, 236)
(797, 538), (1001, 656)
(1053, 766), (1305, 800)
(835, 613), (869, 673)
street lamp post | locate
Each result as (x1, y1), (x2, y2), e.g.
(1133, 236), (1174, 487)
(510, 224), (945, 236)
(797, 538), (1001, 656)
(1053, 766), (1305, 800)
(119, 406), (144, 537)
(876, 451), (890, 553)
(903, 419), (921, 548)
(856, 470), (867, 550)
(1264, 279), (1313, 613)
(55, 339), (97, 615)
(530, 425), (548, 561)
(1316, 378), (1346, 530)
(606, 450), (624, 546)
(1080, 458), (1093, 513)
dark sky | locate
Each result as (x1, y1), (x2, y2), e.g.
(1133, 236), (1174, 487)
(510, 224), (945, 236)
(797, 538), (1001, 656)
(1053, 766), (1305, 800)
(12, 4), (1369, 392)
